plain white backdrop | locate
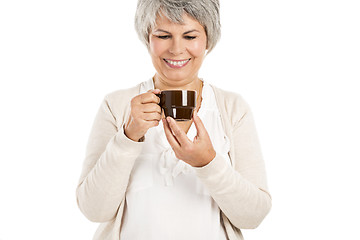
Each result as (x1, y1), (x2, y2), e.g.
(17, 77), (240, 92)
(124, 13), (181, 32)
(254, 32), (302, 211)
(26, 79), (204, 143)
(0, 0), (359, 239)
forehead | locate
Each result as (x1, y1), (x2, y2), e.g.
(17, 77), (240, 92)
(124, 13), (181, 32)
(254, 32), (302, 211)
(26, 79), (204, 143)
(153, 13), (205, 33)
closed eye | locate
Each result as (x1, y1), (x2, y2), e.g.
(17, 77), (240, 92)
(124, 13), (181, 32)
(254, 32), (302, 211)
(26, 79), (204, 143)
(157, 35), (171, 39)
(184, 36), (196, 40)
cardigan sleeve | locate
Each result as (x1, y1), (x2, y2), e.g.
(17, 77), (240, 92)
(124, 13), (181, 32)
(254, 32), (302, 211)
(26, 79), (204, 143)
(76, 95), (144, 223)
(194, 100), (271, 229)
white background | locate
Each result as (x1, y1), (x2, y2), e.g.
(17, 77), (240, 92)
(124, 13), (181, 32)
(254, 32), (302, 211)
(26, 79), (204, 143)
(0, 0), (359, 239)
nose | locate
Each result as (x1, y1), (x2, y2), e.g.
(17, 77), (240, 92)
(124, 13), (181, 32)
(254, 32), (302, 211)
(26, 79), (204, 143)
(168, 38), (185, 55)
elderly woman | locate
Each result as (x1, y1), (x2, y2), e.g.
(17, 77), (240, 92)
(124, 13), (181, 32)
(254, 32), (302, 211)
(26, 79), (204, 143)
(76, 0), (271, 239)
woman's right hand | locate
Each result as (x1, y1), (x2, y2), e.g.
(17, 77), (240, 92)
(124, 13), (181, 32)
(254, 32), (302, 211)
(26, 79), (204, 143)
(124, 89), (162, 142)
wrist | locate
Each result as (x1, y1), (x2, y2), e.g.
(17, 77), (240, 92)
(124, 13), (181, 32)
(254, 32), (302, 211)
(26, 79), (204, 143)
(124, 125), (143, 142)
(195, 150), (216, 168)
(205, 150), (216, 166)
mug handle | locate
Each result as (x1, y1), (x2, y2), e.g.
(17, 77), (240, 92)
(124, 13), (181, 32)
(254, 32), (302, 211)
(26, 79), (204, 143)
(155, 93), (162, 106)
(155, 93), (163, 115)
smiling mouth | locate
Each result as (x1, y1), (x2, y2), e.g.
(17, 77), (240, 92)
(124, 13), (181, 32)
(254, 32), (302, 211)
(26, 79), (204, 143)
(163, 58), (191, 68)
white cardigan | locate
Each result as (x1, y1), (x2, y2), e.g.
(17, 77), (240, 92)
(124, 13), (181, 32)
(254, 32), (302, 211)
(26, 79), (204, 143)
(76, 80), (272, 240)
(120, 79), (228, 239)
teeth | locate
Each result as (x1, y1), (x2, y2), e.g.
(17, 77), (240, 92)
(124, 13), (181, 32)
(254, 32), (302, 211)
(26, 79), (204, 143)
(166, 59), (190, 66)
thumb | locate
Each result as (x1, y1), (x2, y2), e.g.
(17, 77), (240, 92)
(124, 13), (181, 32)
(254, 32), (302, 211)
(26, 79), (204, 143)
(148, 89), (161, 94)
(193, 110), (207, 138)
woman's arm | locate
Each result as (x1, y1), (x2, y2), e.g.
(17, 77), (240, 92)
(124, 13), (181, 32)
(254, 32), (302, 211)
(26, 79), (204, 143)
(194, 104), (272, 229)
(76, 96), (144, 222)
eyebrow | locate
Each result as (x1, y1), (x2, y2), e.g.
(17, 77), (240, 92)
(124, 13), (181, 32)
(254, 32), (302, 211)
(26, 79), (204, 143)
(154, 29), (200, 34)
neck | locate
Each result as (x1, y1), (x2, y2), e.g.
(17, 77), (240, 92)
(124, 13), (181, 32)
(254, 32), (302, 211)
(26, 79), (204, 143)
(153, 74), (202, 91)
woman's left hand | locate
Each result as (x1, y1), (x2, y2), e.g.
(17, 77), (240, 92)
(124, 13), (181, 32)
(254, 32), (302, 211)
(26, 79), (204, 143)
(162, 110), (216, 167)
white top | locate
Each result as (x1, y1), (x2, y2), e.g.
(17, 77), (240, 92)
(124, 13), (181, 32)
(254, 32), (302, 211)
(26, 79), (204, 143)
(120, 79), (231, 240)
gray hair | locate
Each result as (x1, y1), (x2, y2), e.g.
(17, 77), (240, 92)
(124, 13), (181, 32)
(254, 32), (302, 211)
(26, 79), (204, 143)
(134, 0), (221, 53)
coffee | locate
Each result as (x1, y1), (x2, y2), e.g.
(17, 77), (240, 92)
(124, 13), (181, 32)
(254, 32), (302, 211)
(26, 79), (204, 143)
(156, 90), (196, 121)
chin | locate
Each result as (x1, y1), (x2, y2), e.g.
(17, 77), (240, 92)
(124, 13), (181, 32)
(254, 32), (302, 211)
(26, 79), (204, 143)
(164, 73), (191, 83)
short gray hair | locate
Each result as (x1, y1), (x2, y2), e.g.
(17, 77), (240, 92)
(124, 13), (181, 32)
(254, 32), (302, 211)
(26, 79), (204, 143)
(134, 0), (221, 53)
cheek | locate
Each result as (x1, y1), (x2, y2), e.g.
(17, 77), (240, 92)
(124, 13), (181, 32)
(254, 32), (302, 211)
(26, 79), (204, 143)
(149, 38), (167, 57)
(187, 40), (207, 57)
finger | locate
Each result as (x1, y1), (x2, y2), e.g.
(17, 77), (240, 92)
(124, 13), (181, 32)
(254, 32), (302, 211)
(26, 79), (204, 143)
(193, 110), (208, 138)
(142, 103), (162, 114)
(140, 92), (160, 104)
(147, 119), (160, 128)
(166, 117), (191, 146)
(162, 118), (181, 148)
(148, 89), (161, 94)
(147, 89), (161, 103)
(139, 118), (160, 128)
(142, 112), (161, 121)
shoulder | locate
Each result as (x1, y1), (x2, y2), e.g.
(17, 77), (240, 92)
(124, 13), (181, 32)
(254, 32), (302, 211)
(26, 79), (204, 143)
(100, 83), (141, 124)
(104, 84), (140, 106)
(210, 84), (250, 122)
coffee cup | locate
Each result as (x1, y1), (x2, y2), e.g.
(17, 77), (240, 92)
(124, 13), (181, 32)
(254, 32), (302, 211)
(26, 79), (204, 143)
(156, 90), (196, 121)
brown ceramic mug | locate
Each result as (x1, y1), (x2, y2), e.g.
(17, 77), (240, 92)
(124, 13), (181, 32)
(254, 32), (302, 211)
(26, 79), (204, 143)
(156, 90), (196, 121)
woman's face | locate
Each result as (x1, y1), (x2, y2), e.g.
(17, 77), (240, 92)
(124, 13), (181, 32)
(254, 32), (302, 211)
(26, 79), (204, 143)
(149, 13), (207, 87)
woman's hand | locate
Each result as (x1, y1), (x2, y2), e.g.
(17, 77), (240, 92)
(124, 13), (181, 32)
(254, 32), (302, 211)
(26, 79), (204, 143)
(162, 110), (216, 167)
(124, 89), (162, 142)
